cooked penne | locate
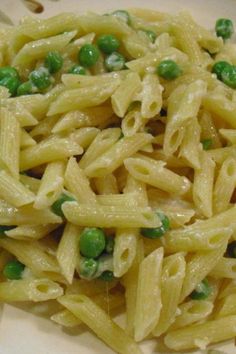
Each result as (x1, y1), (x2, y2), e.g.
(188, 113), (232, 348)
(34, 160), (66, 209)
(65, 157), (96, 204)
(153, 253), (186, 336)
(62, 201), (161, 228)
(111, 72), (142, 117)
(0, 107), (20, 178)
(84, 133), (153, 178)
(140, 73), (163, 119)
(124, 156), (191, 196)
(210, 257), (236, 279)
(58, 294), (142, 354)
(5, 224), (58, 241)
(113, 228), (138, 277)
(0, 278), (63, 302)
(193, 151), (215, 218)
(134, 247), (164, 341)
(164, 315), (236, 351)
(56, 223), (81, 284)
(170, 300), (213, 330)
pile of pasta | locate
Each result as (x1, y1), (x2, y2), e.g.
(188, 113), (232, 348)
(1, 7), (236, 354)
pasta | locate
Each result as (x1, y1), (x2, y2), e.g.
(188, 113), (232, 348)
(0, 7), (236, 354)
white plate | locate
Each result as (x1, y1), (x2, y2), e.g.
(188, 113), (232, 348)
(0, 1), (235, 353)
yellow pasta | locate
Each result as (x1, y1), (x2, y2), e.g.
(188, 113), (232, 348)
(1, 8), (236, 354)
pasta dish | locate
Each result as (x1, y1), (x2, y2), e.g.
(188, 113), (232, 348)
(0, 7), (236, 353)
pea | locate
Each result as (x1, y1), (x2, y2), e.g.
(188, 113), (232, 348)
(212, 61), (232, 80)
(78, 44), (100, 68)
(0, 66), (20, 80)
(45, 51), (63, 74)
(99, 270), (114, 282)
(51, 193), (76, 217)
(78, 257), (98, 280)
(3, 260), (25, 280)
(79, 228), (106, 258)
(141, 212), (170, 239)
(157, 60), (182, 80)
(68, 65), (86, 75)
(227, 241), (236, 258)
(29, 68), (51, 90)
(215, 18), (234, 40)
(201, 138), (213, 150)
(17, 81), (33, 96)
(105, 237), (114, 254)
(190, 279), (212, 300)
(141, 29), (157, 43)
(112, 10), (131, 26)
(97, 34), (120, 54)
(0, 225), (15, 238)
(105, 52), (125, 72)
(0, 76), (20, 96)
(221, 65), (236, 88)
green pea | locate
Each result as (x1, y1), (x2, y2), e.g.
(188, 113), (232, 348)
(227, 241), (236, 258)
(3, 260), (25, 280)
(99, 270), (114, 282)
(105, 52), (125, 72)
(17, 81), (33, 96)
(51, 193), (76, 217)
(0, 76), (20, 96)
(68, 65), (86, 75)
(105, 237), (114, 254)
(201, 138), (213, 151)
(78, 257), (98, 280)
(141, 29), (157, 43)
(97, 34), (120, 54)
(141, 212), (170, 239)
(29, 68), (51, 90)
(215, 18), (234, 40)
(190, 279), (212, 300)
(78, 44), (100, 68)
(221, 65), (236, 88)
(157, 60), (182, 80)
(45, 51), (63, 74)
(112, 10), (131, 25)
(79, 228), (106, 258)
(212, 61), (232, 80)
(0, 225), (15, 238)
(0, 66), (20, 80)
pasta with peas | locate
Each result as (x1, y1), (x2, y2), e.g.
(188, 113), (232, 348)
(1, 7), (236, 354)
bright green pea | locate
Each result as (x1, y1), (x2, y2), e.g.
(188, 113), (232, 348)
(141, 212), (170, 239)
(105, 52), (125, 72)
(141, 29), (157, 43)
(78, 44), (100, 68)
(0, 66), (20, 80)
(190, 279), (212, 300)
(227, 241), (236, 258)
(51, 193), (76, 217)
(201, 138), (213, 150)
(68, 65), (86, 75)
(0, 225), (15, 238)
(78, 257), (98, 279)
(29, 68), (51, 90)
(212, 61), (232, 80)
(99, 270), (114, 282)
(105, 237), (114, 254)
(97, 34), (120, 54)
(45, 51), (63, 74)
(157, 60), (182, 80)
(112, 10), (131, 25)
(221, 65), (236, 88)
(215, 18), (234, 40)
(3, 260), (25, 280)
(0, 76), (20, 96)
(17, 81), (33, 96)
(79, 228), (106, 258)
